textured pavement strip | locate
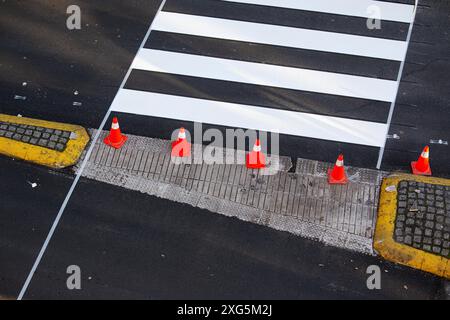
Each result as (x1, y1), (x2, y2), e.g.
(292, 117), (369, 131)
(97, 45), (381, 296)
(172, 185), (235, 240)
(0, 120), (72, 151)
(395, 181), (450, 258)
(76, 130), (388, 255)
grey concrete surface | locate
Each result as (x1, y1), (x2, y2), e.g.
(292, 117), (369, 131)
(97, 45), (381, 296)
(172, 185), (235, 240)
(77, 130), (389, 255)
(2, 154), (445, 300)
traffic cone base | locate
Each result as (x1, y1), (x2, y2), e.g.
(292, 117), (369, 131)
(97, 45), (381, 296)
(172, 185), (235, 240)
(411, 146), (431, 176)
(246, 139), (266, 169)
(411, 161), (432, 176)
(104, 117), (127, 149)
(246, 152), (266, 169)
(327, 168), (348, 184)
(171, 139), (191, 157)
(171, 128), (191, 158)
(104, 134), (127, 149)
(328, 154), (348, 185)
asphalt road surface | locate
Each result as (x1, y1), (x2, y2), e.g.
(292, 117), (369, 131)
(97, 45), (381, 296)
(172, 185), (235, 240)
(1, 0), (449, 174)
(0, 155), (447, 299)
(0, 0), (449, 300)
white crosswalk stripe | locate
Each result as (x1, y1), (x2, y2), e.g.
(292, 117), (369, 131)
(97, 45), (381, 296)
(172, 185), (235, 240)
(112, 89), (388, 147)
(132, 49), (398, 102)
(152, 12), (408, 60)
(111, 0), (417, 149)
(220, 0), (415, 23)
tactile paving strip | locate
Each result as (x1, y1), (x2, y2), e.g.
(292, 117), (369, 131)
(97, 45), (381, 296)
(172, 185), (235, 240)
(76, 130), (388, 255)
(0, 121), (71, 152)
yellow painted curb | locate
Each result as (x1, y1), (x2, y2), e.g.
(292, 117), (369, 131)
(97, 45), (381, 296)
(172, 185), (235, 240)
(0, 114), (89, 169)
(374, 173), (449, 279)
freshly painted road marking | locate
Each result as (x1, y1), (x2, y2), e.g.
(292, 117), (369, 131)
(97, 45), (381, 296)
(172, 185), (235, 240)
(17, 0), (169, 301)
(118, 0), (416, 155)
(220, 0), (415, 23)
(376, 0), (418, 168)
(132, 49), (398, 102)
(111, 89), (388, 147)
(152, 12), (408, 60)
(145, 31), (402, 80)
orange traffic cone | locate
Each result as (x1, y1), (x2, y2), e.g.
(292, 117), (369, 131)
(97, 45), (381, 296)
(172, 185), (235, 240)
(328, 154), (348, 184)
(411, 146), (431, 175)
(246, 139), (266, 169)
(104, 117), (127, 149)
(171, 127), (191, 157)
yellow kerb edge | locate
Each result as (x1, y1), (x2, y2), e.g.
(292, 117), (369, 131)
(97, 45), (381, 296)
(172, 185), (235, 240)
(374, 173), (450, 279)
(0, 114), (90, 169)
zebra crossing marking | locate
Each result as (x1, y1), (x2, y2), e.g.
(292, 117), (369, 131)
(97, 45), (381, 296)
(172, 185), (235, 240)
(220, 0), (415, 23)
(111, 89), (388, 147)
(131, 49), (398, 102)
(111, 0), (418, 152)
(152, 11), (408, 60)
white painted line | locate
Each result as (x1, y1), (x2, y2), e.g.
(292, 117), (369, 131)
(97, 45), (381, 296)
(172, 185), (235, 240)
(132, 49), (398, 102)
(17, 0), (169, 301)
(376, 0), (419, 169)
(153, 11), (408, 61)
(111, 89), (388, 147)
(220, 0), (415, 23)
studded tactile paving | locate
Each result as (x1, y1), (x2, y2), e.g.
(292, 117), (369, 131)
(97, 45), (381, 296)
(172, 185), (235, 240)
(0, 120), (71, 152)
(394, 180), (450, 258)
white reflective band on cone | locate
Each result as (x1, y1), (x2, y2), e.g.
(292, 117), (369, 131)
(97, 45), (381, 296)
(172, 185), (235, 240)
(421, 151), (429, 158)
(336, 159), (344, 166)
(253, 145), (262, 152)
(178, 131), (186, 139)
(111, 123), (120, 130)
